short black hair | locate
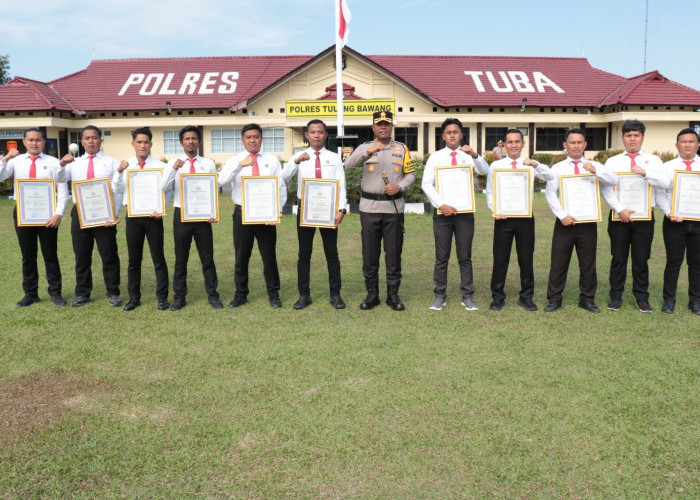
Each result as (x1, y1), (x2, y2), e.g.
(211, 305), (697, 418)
(306, 119), (327, 132)
(131, 127), (152, 141)
(441, 118), (463, 130)
(242, 123), (263, 136)
(621, 120), (646, 135)
(81, 125), (102, 140)
(179, 125), (200, 142)
(564, 128), (586, 141)
(505, 128), (523, 141)
(676, 127), (700, 142)
(23, 127), (45, 139)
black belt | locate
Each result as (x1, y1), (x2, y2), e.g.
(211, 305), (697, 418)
(361, 190), (403, 201)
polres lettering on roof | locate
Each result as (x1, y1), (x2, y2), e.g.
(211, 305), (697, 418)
(118, 72), (239, 96)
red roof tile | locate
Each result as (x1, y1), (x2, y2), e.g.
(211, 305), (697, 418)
(0, 76), (78, 112)
(599, 70), (700, 106)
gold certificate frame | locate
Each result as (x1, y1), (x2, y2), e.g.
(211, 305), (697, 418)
(126, 168), (166, 217)
(435, 165), (475, 214)
(241, 176), (281, 225)
(180, 173), (219, 222)
(493, 168), (532, 217)
(16, 179), (56, 226)
(611, 172), (652, 221)
(671, 170), (700, 221)
(559, 174), (601, 223)
(299, 178), (339, 228)
(73, 177), (118, 229)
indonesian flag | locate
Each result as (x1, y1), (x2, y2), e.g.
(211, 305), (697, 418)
(337, 0), (351, 46)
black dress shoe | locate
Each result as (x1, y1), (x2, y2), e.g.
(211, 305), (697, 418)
(578, 300), (601, 313)
(689, 300), (700, 315)
(544, 301), (562, 312)
(360, 294), (380, 310)
(123, 299), (140, 311)
(489, 299), (505, 311)
(269, 296), (282, 309)
(661, 299), (675, 314)
(50, 295), (67, 306)
(517, 297), (538, 311)
(329, 295), (346, 309)
(170, 297), (186, 311)
(157, 299), (170, 311)
(228, 297), (249, 308)
(16, 295), (40, 308)
(293, 296), (312, 310)
(71, 296), (91, 307)
(386, 292), (405, 311)
(108, 295), (123, 307)
(209, 296), (224, 309)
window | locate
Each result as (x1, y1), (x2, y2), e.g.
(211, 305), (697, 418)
(211, 129), (243, 154)
(262, 128), (285, 153)
(536, 127), (567, 151)
(163, 130), (180, 154)
(434, 126), (470, 150)
(394, 127), (418, 151)
(485, 127), (508, 150)
(584, 128), (607, 151)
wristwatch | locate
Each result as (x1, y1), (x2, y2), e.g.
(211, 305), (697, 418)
(338, 209), (347, 214)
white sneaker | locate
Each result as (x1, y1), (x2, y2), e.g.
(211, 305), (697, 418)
(429, 297), (446, 311)
(461, 297), (479, 311)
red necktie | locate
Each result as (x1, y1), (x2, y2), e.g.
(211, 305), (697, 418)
(573, 160), (580, 174)
(627, 153), (638, 171)
(188, 158), (196, 173)
(29, 156), (39, 179)
(683, 160), (693, 171)
(139, 161), (146, 169)
(314, 151), (322, 179)
(87, 155), (95, 179)
(451, 151), (457, 166)
(511, 160), (517, 169)
(251, 154), (260, 176)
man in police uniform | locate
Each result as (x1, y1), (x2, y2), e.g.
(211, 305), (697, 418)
(345, 111), (416, 310)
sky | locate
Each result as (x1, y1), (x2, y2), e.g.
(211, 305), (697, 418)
(3, 0), (700, 92)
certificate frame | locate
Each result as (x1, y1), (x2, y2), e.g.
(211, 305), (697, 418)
(126, 168), (166, 217)
(299, 178), (339, 228)
(435, 165), (475, 214)
(493, 168), (532, 217)
(16, 179), (57, 226)
(241, 176), (281, 225)
(671, 170), (700, 221)
(559, 174), (602, 223)
(611, 172), (652, 221)
(179, 173), (219, 222)
(73, 177), (118, 228)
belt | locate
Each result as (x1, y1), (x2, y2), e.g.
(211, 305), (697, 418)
(361, 190), (403, 201)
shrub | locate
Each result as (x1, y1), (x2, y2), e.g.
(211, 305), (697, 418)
(653, 150), (677, 163)
(532, 153), (554, 166)
(593, 149), (624, 164)
(343, 161), (426, 204)
(482, 152), (498, 165)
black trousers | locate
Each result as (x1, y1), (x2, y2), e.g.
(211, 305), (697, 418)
(662, 216), (700, 302)
(607, 212), (654, 302)
(233, 205), (280, 299)
(125, 216), (169, 301)
(13, 207), (62, 297)
(172, 208), (218, 299)
(296, 212), (341, 297)
(490, 217), (535, 301)
(360, 211), (404, 287)
(71, 205), (120, 298)
(432, 211), (474, 299)
(546, 220), (597, 303)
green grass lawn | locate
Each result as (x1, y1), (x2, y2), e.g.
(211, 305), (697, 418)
(0, 194), (698, 497)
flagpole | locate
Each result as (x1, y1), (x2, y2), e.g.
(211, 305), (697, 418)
(335, 0), (345, 137)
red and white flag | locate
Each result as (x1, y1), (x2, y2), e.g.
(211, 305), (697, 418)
(336, 0), (351, 47)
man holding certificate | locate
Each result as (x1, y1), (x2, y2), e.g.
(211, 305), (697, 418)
(422, 118), (489, 311)
(0, 128), (69, 307)
(112, 127), (169, 312)
(161, 126), (222, 311)
(655, 128), (700, 315)
(282, 119), (347, 310)
(543, 128), (615, 313)
(61, 125), (123, 308)
(218, 123), (287, 309)
(345, 111), (416, 311)
(485, 129), (554, 311)
(600, 120), (666, 313)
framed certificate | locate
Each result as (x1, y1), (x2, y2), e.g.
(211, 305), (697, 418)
(671, 170), (700, 221)
(73, 177), (117, 228)
(559, 174), (601, 223)
(493, 168), (532, 217)
(299, 178), (339, 228)
(16, 179), (56, 226)
(180, 173), (219, 222)
(241, 176), (281, 224)
(435, 165), (475, 214)
(126, 168), (166, 217)
(611, 172), (652, 221)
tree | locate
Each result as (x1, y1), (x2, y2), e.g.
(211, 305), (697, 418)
(0, 54), (11, 85)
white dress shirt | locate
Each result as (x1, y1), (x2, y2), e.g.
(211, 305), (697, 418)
(656, 155), (699, 216)
(282, 147), (346, 209)
(544, 157), (613, 220)
(161, 155), (217, 209)
(63, 150), (122, 210)
(485, 156), (555, 213)
(113, 155), (170, 207)
(218, 151), (287, 207)
(600, 150), (666, 213)
(0, 152), (69, 216)
(422, 147), (489, 209)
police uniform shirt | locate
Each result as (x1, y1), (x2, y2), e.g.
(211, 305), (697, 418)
(422, 147), (489, 209)
(485, 156), (554, 212)
(218, 151), (287, 207)
(65, 151), (122, 209)
(0, 152), (69, 216)
(161, 155), (217, 208)
(656, 155), (699, 216)
(544, 157), (611, 220)
(282, 147), (347, 209)
(600, 150), (666, 213)
(113, 155), (168, 208)
(344, 140), (416, 214)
